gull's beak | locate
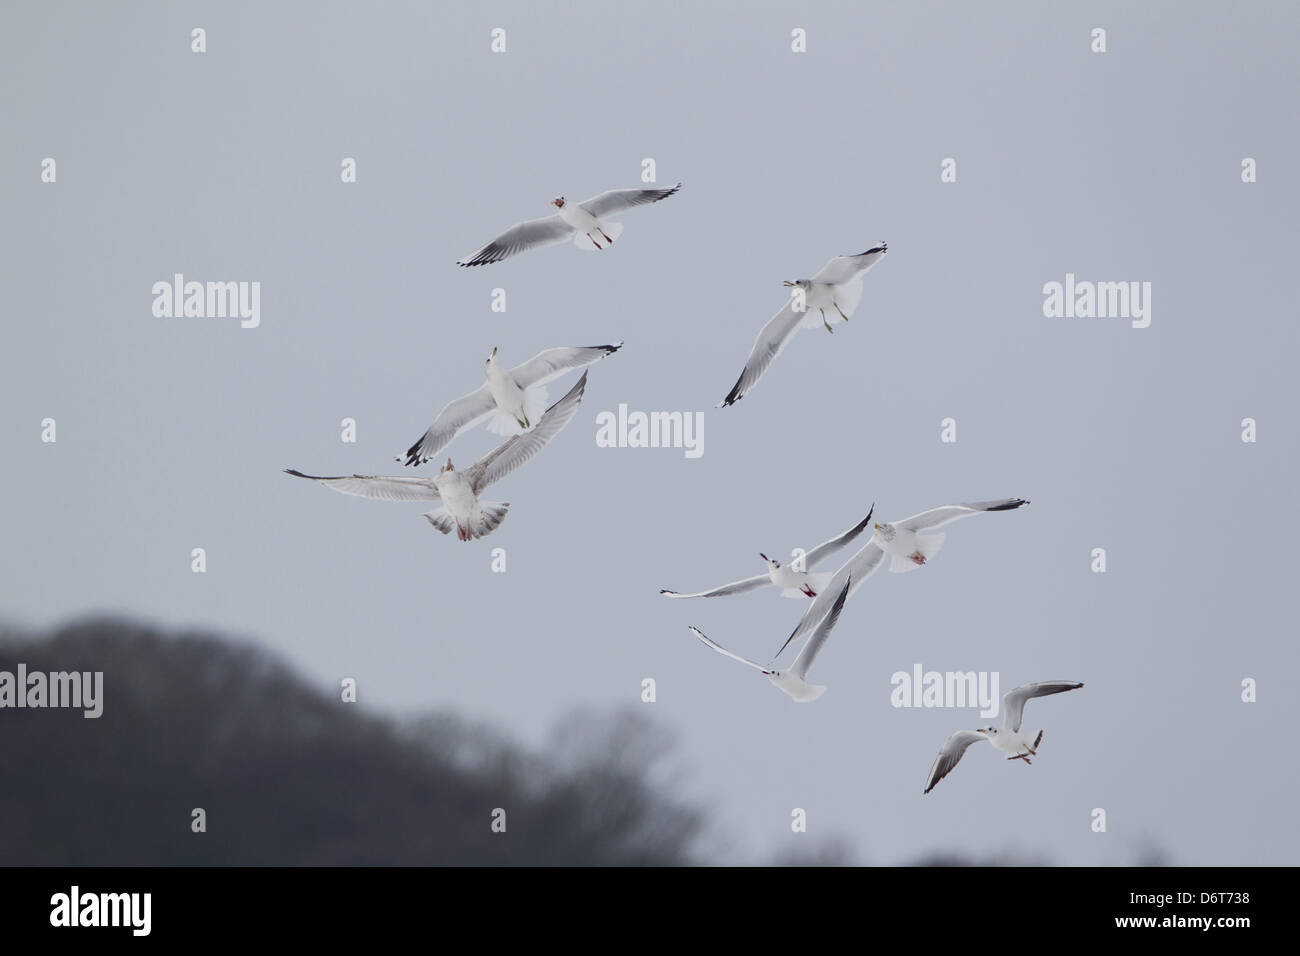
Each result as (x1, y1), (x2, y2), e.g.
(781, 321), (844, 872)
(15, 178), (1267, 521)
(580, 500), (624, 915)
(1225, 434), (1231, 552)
(491, 347), (497, 357)
(759, 553), (768, 562)
(873, 523), (882, 531)
(782, 280), (796, 287)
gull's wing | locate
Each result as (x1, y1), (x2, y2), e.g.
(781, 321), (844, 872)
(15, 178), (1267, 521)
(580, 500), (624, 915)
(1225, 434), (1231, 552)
(659, 574), (770, 599)
(399, 384), (496, 467)
(775, 543), (884, 658)
(579, 183), (682, 218)
(802, 505), (875, 568)
(897, 498), (1030, 533)
(1002, 680), (1084, 733)
(688, 626), (768, 673)
(788, 575), (852, 681)
(465, 372), (586, 493)
(510, 343), (622, 388)
(810, 243), (888, 285)
(284, 469), (441, 502)
(718, 298), (804, 407)
(923, 731), (988, 794)
(456, 215), (574, 267)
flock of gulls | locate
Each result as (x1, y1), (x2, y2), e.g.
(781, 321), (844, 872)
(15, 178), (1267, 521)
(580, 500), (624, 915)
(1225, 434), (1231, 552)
(284, 181), (1082, 795)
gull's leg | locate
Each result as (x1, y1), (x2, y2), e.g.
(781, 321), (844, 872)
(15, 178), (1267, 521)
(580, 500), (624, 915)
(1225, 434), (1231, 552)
(910, 551), (927, 565)
(600, 228), (613, 243)
(821, 308), (833, 334)
(802, 584), (816, 597)
(587, 233), (602, 249)
(834, 301), (849, 322)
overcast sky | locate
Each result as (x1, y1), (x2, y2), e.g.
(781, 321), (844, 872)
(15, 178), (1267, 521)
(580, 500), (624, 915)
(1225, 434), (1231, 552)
(3, 0), (1297, 864)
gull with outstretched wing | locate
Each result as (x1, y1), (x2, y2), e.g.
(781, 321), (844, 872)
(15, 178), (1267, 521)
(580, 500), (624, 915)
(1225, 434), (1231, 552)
(456, 184), (682, 266)
(720, 244), (887, 406)
(660, 506), (874, 600)
(776, 498), (1030, 657)
(923, 680), (1084, 793)
(400, 343), (620, 466)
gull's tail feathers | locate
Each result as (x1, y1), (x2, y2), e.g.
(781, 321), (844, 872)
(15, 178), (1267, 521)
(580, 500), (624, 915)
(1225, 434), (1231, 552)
(573, 220), (624, 250)
(426, 502), (510, 540)
(485, 385), (549, 436)
(779, 571), (833, 599)
(770, 673), (827, 703)
(423, 507), (455, 535)
(888, 532), (945, 573)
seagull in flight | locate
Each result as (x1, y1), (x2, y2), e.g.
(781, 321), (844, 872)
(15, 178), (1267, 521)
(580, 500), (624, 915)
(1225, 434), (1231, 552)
(923, 680), (1084, 794)
(659, 506), (873, 600)
(687, 576), (853, 702)
(456, 184), (683, 266)
(399, 344), (621, 467)
(775, 498), (1030, 657)
(286, 373), (588, 541)
(720, 244), (887, 407)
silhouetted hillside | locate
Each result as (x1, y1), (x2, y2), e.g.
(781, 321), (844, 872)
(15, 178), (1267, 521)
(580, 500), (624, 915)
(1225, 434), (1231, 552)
(0, 618), (702, 865)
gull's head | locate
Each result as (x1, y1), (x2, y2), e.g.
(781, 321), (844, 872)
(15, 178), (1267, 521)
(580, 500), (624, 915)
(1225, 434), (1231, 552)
(760, 553), (778, 569)
(978, 727), (997, 737)
(551, 197), (566, 208)
(873, 521), (896, 542)
(485, 347), (498, 368)
(783, 279), (809, 290)
(440, 458), (454, 474)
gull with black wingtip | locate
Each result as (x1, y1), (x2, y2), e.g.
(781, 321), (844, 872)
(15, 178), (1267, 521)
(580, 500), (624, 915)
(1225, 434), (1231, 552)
(456, 184), (682, 266)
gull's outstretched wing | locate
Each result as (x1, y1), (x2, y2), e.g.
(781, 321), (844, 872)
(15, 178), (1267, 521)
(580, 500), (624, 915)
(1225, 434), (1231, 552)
(579, 183), (682, 218)
(456, 215), (574, 267)
(810, 244), (888, 284)
(511, 343), (622, 388)
(688, 626), (768, 673)
(924, 731), (988, 794)
(400, 385), (496, 467)
(788, 576), (852, 681)
(719, 298), (804, 407)
(284, 469), (441, 502)
(659, 574), (770, 600)
(1002, 680), (1084, 733)
(802, 505), (875, 568)
(775, 543), (884, 658)
(466, 372), (587, 493)
(897, 498), (1030, 532)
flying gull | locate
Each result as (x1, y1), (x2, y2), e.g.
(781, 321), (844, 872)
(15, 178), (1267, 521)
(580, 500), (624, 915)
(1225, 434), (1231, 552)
(400, 343), (621, 467)
(719, 244), (887, 407)
(688, 576), (853, 702)
(287, 373), (588, 540)
(660, 506), (873, 600)
(775, 498), (1030, 657)
(923, 680), (1084, 793)
(456, 184), (683, 266)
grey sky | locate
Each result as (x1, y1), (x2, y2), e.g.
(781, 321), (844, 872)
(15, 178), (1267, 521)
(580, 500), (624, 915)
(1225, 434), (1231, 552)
(2, 0), (1296, 864)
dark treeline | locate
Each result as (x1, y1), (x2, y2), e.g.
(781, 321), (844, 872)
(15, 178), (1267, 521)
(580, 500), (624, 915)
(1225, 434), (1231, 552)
(0, 617), (703, 865)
